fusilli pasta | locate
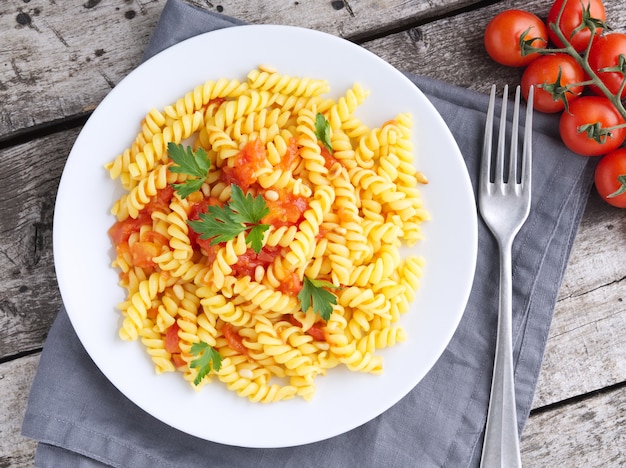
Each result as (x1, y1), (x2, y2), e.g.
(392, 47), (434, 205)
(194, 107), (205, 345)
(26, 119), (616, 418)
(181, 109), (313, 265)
(106, 66), (429, 403)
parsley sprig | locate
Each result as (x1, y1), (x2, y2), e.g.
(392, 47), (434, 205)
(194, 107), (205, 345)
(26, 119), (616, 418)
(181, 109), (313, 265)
(315, 113), (333, 152)
(168, 143), (211, 198)
(189, 341), (222, 386)
(297, 276), (340, 321)
(188, 184), (270, 253)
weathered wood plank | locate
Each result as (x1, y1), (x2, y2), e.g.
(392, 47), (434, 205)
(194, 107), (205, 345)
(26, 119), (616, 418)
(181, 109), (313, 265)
(531, 192), (626, 408)
(0, 128), (77, 359)
(1, 0), (160, 140)
(0, 354), (39, 468)
(184, 0), (483, 40)
(535, 272), (626, 408)
(0, 0), (482, 140)
(557, 192), (626, 300)
(522, 385), (626, 467)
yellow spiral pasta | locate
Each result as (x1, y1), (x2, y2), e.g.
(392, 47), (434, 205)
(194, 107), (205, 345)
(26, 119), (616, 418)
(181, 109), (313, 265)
(106, 67), (429, 403)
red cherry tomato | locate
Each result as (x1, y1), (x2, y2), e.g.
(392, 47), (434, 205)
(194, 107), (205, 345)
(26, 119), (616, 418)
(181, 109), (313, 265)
(547, 0), (606, 52)
(484, 9), (548, 67)
(559, 96), (626, 156)
(521, 53), (585, 113)
(588, 33), (626, 98)
(594, 148), (626, 208)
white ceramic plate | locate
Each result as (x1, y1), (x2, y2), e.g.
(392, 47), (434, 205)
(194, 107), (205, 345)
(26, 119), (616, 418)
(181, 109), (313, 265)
(54, 25), (477, 448)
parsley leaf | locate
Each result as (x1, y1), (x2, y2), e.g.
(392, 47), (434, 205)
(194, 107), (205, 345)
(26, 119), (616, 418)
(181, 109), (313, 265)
(298, 276), (340, 321)
(189, 341), (222, 386)
(187, 184), (270, 253)
(315, 113), (333, 152)
(229, 183), (271, 225)
(172, 178), (205, 198)
(168, 143), (211, 198)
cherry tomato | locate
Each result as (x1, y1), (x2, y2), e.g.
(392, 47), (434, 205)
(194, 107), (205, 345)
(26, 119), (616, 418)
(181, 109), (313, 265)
(484, 10), (548, 67)
(559, 96), (626, 156)
(594, 148), (626, 208)
(547, 0), (606, 52)
(521, 53), (585, 113)
(588, 33), (626, 98)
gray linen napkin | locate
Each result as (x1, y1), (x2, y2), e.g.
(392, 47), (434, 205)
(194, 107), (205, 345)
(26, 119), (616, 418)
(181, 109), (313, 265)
(22, 0), (596, 466)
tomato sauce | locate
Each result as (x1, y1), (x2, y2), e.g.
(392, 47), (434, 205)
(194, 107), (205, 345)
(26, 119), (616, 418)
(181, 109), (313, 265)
(222, 323), (248, 356)
(277, 271), (302, 296)
(262, 189), (308, 228)
(221, 138), (267, 190)
(108, 213), (151, 245)
(108, 187), (174, 246)
(288, 315), (326, 342)
(108, 187), (175, 273)
(165, 323), (182, 353)
(279, 137), (299, 171)
(230, 245), (282, 278)
(144, 185), (174, 215)
(320, 145), (340, 170)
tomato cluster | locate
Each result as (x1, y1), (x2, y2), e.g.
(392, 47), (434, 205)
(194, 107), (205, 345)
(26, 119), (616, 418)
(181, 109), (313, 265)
(483, 0), (626, 208)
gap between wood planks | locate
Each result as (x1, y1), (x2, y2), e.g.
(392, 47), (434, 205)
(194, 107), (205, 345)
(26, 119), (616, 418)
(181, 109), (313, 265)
(0, 114), (89, 151)
(0, 348), (41, 366)
(530, 379), (626, 416)
(346, 0), (503, 43)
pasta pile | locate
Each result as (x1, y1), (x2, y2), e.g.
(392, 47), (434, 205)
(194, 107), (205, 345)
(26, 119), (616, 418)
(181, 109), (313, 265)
(105, 66), (430, 403)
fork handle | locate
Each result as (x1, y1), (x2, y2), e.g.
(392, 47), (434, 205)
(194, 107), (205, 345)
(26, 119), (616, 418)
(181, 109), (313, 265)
(480, 240), (522, 468)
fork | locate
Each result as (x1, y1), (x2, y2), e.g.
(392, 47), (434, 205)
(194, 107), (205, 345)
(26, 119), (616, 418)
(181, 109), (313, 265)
(478, 84), (534, 468)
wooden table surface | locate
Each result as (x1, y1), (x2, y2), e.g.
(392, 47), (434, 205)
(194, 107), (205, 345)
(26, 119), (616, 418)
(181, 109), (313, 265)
(1, 0), (625, 465)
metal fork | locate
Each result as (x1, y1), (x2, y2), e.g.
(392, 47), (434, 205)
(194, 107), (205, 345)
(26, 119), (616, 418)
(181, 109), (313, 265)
(479, 84), (533, 468)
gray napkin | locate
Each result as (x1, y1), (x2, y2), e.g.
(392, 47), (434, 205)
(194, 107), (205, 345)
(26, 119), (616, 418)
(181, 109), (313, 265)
(22, 0), (595, 466)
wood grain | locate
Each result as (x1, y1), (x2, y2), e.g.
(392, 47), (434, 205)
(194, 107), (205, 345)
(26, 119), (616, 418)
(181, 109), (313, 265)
(522, 385), (626, 467)
(0, 129), (76, 359)
(0, 354), (39, 467)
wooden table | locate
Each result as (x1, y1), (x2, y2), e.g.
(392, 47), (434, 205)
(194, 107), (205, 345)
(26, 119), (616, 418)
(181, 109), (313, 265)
(1, 0), (624, 465)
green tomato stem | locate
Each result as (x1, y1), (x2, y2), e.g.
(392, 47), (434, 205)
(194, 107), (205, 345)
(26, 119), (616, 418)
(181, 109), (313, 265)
(546, 8), (626, 124)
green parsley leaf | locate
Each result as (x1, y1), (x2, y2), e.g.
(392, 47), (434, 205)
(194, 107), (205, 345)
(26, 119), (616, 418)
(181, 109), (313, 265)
(189, 341), (222, 386)
(315, 113), (333, 152)
(171, 178), (205, 199)
(168, 143), (211, 198)
(298, 276), (340, 321)
(228, 184), (270, 225)
(246, 223), (271, 254)
(187, 184), (270, 253)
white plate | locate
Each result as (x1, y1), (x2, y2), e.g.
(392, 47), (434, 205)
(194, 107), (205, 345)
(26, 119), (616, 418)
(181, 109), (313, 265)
(53, 25), (477, 448)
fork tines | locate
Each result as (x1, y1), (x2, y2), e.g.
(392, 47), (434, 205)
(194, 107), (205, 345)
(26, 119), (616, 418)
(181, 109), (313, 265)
(481, 84), (534, 191)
